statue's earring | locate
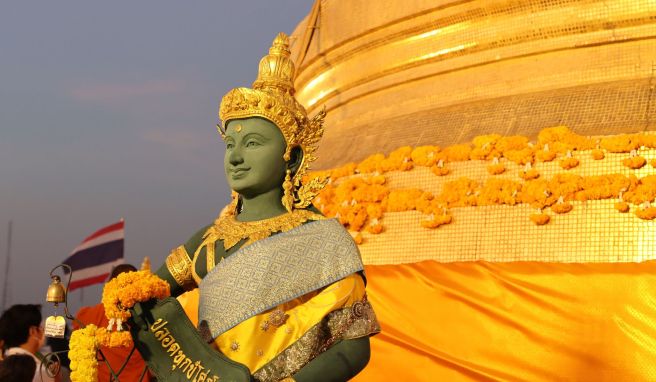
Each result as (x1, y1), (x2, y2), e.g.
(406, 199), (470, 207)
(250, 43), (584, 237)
(282, 169), (294, 213)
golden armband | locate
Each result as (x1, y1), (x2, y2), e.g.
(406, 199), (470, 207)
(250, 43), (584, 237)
(165, 245), (195, 291)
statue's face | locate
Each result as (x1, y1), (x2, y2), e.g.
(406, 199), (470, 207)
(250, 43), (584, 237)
(224, 117), (287, 197)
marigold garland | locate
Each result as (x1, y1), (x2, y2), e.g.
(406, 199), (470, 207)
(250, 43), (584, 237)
(308, 128), (656, 235)
(102, 270), (170, 325)
(69, 324), (98, 382)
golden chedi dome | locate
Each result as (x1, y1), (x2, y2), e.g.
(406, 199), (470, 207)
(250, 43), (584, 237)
(287, 1), (656, 265)
(291, 0), (656, 167)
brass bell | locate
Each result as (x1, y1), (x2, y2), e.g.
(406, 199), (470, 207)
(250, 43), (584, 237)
(46, 275), (66, 305)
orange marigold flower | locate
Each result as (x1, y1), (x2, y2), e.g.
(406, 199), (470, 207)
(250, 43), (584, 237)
(614, 202), (630, 213)
(442, 144), (472, 162)
(366, 218), (384, 234)
(520, 169), (540, 180)
(651, 159), (656, 168)
(622, 155), (646, 169)
(353, 233), (364, 244)
(431, 162), (450, 176)
(411, 145), (440, 167)
(530, 213), (550, 225)
(591, 149), (605, 160)
(420, 213), (453, 229)
(536, 149), (557, 162)
(635, 206), (656, 220)
(559, 157), (579, 170)
(487, 163), (505, 175)
(551, 201), (573, 214)
(600, 134), (641, 153)
(504, 148), (534, 165)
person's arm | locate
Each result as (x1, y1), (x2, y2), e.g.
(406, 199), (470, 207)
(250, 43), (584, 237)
(155, 225), (210, 297)
(292, 337), (371, 382)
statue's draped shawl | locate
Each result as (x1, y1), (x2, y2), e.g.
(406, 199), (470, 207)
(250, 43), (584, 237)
(198, 219), (364, 340)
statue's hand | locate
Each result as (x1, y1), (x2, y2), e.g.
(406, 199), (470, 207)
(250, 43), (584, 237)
(129, 299), (158, 330)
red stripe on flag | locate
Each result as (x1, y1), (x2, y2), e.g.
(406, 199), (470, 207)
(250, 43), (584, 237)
(81, 221), (124, 244)
(68, 273), (110, 291)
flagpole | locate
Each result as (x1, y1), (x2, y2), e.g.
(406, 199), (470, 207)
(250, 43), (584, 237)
(1, 220), (13, 311)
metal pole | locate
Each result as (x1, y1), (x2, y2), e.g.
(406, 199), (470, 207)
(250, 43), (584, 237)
(2, 220), (13, 311)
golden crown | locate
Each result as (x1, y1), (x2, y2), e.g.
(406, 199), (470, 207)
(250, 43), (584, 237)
(218, 32), (327, 209)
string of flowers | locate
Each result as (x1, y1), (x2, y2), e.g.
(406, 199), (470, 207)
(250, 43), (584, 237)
(306, 128), (656, 237)
(69, 325), (99, 382)
(102, 270), (170, 329)
(312, 127), (656, 183)
(69, 271), (170, 382)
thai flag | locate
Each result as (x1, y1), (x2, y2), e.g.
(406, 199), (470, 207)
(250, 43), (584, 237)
(63, 220), (124, 291)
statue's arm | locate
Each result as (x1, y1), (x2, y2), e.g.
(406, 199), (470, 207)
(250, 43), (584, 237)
(293, 337), (371, 382)
(155, 225), (210, 297)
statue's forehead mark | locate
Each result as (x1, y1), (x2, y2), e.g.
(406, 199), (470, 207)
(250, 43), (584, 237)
(235, 124), (243, 133)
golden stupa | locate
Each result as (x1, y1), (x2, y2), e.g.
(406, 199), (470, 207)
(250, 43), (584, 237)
(288, 0), (656, 265)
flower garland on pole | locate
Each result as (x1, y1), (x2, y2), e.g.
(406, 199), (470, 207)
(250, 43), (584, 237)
(69, 270), (170, 382)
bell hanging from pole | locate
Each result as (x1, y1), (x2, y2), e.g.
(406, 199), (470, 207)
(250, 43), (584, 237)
(46, 275), (66, 306)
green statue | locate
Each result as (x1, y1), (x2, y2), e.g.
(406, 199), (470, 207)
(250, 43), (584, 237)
(132, 33), (379, 382)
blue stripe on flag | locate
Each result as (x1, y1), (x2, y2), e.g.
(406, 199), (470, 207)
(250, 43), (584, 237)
(63, 239), (124, 271)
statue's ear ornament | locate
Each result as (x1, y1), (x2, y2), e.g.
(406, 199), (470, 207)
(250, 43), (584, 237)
(218, 33), (327, 211)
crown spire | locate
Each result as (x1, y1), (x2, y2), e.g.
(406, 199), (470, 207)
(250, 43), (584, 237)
(252, 32), (296, 95)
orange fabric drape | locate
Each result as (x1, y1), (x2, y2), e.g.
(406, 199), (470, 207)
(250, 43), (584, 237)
(355, 261), (656, 381)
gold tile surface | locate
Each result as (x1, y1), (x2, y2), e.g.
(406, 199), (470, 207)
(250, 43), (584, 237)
(289, 0), (656, 168)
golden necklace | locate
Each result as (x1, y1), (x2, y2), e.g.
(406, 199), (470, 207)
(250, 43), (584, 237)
(201, 201), (324, 252)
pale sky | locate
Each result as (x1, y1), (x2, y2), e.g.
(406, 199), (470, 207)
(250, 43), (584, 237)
(0, 1), (314, 314)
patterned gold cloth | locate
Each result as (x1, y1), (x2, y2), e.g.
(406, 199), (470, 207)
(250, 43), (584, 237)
(198, 219), (365, 340)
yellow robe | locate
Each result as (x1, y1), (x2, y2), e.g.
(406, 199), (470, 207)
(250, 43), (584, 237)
(178, 273), (366, 373)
